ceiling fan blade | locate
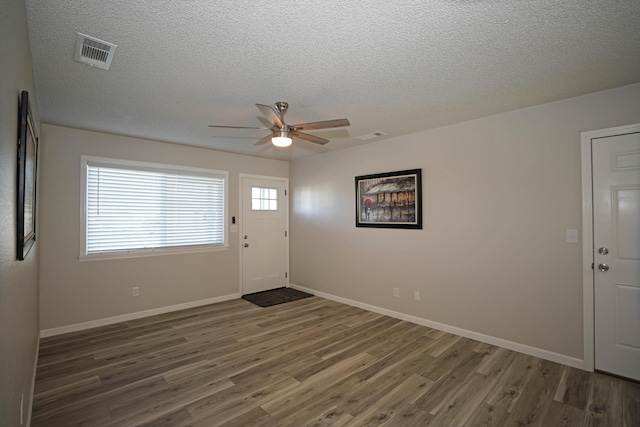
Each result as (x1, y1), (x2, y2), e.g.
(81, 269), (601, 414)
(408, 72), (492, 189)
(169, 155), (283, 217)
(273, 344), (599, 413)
(254, 134), (273, 146)
(291, 130), (330, 145)
(256, 104), (283, 128)
(291, 118), (350, 131)
(209, 125), (270, 130)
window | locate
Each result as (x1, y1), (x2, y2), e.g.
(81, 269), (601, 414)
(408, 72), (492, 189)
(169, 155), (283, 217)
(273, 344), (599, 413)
(251, 187), (278, 211)
(81, 156), (227, 259)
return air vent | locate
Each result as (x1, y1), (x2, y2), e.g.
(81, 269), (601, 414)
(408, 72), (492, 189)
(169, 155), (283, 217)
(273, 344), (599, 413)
(73, 33), (117, 70)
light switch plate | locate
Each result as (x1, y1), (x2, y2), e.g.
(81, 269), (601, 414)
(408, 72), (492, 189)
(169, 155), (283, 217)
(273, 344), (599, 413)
(566, 229), (578, 244)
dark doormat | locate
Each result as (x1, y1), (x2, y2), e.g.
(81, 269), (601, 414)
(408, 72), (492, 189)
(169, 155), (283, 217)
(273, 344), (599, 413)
(242, 287), (314, 308)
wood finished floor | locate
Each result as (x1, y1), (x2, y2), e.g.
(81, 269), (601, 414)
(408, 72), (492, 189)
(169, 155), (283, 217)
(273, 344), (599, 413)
(33, 297), (639, 426)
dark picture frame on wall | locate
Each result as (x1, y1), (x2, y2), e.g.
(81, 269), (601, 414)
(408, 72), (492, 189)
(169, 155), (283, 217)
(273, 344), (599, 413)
(355, 168), (422, 229)
(17, 90), (39, 260)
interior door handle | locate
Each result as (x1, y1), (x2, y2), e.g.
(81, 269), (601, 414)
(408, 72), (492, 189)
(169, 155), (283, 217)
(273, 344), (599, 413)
(244, 243), (249, 248)
(598, 263), (609, 272)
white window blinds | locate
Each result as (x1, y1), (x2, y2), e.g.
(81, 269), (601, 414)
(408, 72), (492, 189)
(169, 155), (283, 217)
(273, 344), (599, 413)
(85, 161), (225, 255)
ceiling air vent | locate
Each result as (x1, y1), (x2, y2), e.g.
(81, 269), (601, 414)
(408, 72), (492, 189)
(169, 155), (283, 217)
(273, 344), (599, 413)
(73, 33), (117, 70)
(355, 131), (387, 141)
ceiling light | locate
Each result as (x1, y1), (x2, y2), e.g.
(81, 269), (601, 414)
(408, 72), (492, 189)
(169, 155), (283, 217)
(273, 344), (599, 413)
(272, 130), (292, 147)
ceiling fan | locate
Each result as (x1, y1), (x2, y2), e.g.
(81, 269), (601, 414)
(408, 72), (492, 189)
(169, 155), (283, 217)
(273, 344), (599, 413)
(208, 102), (350, 148)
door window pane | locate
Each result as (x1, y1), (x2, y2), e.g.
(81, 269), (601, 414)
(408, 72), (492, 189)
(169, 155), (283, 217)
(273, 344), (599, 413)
(252, 187), (278, 211)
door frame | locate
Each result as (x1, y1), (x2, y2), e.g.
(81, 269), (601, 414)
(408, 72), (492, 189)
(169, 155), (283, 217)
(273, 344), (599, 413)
(581, 122), (640, 372)
(238, 173), (290, 295)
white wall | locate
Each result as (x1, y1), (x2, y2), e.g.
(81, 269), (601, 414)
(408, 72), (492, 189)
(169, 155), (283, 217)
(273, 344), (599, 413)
(290, 83), (640, 360)
(0, 0), (41, 424)
(39, 125), (288, 330)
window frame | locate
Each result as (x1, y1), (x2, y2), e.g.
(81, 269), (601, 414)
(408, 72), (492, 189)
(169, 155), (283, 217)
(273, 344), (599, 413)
(79, 155), (229, 261)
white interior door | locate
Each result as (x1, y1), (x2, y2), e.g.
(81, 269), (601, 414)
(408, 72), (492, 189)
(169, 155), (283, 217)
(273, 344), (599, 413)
(241, 176), (288, 295)
(593, 131), (640, 381)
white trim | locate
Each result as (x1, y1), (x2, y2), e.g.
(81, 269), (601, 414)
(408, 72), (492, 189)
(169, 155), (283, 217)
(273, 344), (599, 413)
(238, 174), (290, 296)
(40, 293), (240, 338)
(26, 332), (40, 427)
(290, 284), (585, 370)
(580, 122), (640, 373)
(78, 244), (229, 262)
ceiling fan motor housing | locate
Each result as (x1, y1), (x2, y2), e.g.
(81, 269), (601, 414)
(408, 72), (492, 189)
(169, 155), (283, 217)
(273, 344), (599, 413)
(274, 129), (289, 138)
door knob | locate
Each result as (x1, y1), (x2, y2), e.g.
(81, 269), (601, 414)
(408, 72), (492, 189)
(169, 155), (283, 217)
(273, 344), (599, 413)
(598, 247), (609, 255)
(598, 263), (609, 272)
(244, 243), (249, 248)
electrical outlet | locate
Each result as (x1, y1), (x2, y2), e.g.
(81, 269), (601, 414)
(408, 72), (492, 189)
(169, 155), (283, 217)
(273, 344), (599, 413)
(132, 287), (140, 297)
(414, 291), (420, 301)
(393, 287), (399, 298)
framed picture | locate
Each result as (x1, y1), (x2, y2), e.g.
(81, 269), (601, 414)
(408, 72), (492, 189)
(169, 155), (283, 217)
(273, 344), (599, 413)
(355, 168), (422, 229)
(17, 90), (39, 260)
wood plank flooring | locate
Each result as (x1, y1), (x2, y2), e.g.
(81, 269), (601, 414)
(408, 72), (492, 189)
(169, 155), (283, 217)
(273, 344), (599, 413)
(32, 296), (639, 426)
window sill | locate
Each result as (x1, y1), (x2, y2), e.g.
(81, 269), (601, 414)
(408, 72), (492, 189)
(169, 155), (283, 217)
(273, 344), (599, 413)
(79, 245), (229, 262)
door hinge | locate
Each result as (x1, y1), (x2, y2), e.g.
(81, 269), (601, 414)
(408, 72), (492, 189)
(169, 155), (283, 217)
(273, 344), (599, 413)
(591, 263), (594, 270)
(285, 189), (287, 196)
(285, 230), (288, 237)
(285, 272), (288, 278)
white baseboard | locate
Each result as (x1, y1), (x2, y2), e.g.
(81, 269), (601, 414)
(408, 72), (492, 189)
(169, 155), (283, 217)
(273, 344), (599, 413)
(40, 293), (241, 338)
(38, 286), (586, 370)
(290, 284), (585, 370)
(26, 331), (40, 427)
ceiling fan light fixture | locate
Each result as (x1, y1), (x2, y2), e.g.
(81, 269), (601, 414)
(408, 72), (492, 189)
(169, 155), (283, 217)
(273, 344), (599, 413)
(210, 101), (350, 148)
(272, 130), (292, 147)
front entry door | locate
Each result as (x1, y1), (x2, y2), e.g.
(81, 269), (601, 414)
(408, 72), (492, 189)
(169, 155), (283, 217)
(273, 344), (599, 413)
(241, 176), (288, 295)
(593, 130), (640, 381)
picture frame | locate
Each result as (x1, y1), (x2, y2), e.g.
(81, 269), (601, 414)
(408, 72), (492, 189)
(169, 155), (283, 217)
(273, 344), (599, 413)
(17, 90), (39, 260)
(355, 168), (422, 229)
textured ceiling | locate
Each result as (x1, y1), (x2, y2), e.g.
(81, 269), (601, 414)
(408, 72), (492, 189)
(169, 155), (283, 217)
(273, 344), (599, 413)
(25, 0), (640, 160)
